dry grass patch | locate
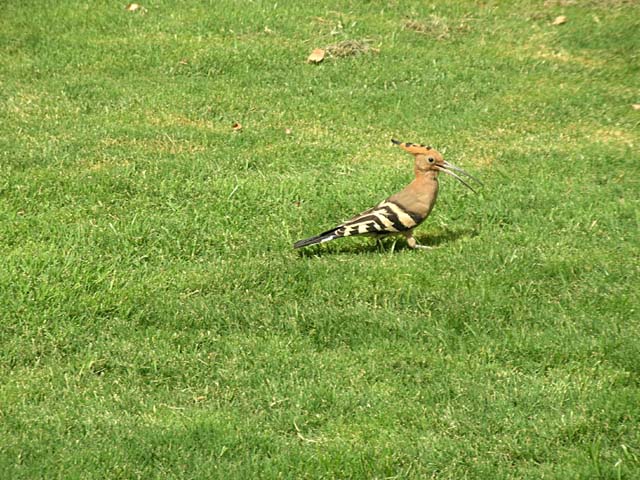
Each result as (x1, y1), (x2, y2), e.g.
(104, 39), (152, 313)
(324, 39), (379, 58)
(99, 135), (206, 157)
(403, 15), (473, 40)
(146, 112), (218, 131)
(533, 45), (608, 68)
(593, 128), (637, 147)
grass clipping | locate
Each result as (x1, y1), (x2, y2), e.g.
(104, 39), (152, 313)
(325, 39), (378, 58)
(307, 40), (378, 63)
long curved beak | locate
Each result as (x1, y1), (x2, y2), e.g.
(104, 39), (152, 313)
(437, 161), (483, 193)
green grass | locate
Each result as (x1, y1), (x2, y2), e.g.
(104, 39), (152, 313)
(1, 0), (639, 478)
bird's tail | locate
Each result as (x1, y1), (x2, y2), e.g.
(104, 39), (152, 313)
(293, 228), (340, 249)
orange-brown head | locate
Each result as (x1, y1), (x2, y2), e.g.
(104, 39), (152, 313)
(391, 138), (482, 192)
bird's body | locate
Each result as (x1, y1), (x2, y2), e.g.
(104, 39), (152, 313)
(293, 139), (481, 250)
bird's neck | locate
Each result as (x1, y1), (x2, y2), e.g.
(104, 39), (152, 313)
(385, 169), (439, 220)
(405, 170), (439, 213)
(414, 169), (439, 185)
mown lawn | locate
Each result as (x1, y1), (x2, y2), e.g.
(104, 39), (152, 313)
(1, 1), (639, 478)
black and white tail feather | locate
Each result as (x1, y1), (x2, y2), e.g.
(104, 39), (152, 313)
(292, 228), (341, 249)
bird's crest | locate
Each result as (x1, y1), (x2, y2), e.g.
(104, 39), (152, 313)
(391, 138), (432, 155)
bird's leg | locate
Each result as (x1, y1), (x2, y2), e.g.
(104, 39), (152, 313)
(404, 232), (432, 250)
(390, 238), (398, 253)
(374, 237), (396, 253)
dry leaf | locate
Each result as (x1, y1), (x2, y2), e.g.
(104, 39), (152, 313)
(232, 122), (242, 132)
(307, 48), (325, 64)
(632, 104), (640, 111)
(126, 3), (141, 11)
(552, 16), (567, 25)
(285, 128), (292, 135)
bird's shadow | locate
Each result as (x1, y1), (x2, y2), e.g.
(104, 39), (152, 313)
(295, 227), (478, 257)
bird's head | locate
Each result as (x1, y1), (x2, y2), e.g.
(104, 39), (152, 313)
(391, 138), (482, 193)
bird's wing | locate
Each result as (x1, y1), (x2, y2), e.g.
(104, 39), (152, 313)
(334, 199), (423, 238)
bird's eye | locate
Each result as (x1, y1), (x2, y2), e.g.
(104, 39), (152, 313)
(427, 157), (435, 163)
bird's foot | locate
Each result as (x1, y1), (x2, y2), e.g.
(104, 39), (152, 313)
(405, 234), (433, 250)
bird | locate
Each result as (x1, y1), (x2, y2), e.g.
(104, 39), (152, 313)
(293, 138), (482, 250)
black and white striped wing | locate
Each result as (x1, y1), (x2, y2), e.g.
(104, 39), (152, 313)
(333, 200), (424, 238)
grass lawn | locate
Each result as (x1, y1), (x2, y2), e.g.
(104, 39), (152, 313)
(1, 0), (639, 478)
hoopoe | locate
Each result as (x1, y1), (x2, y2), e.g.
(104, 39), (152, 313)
(293, 139), (481, 250)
